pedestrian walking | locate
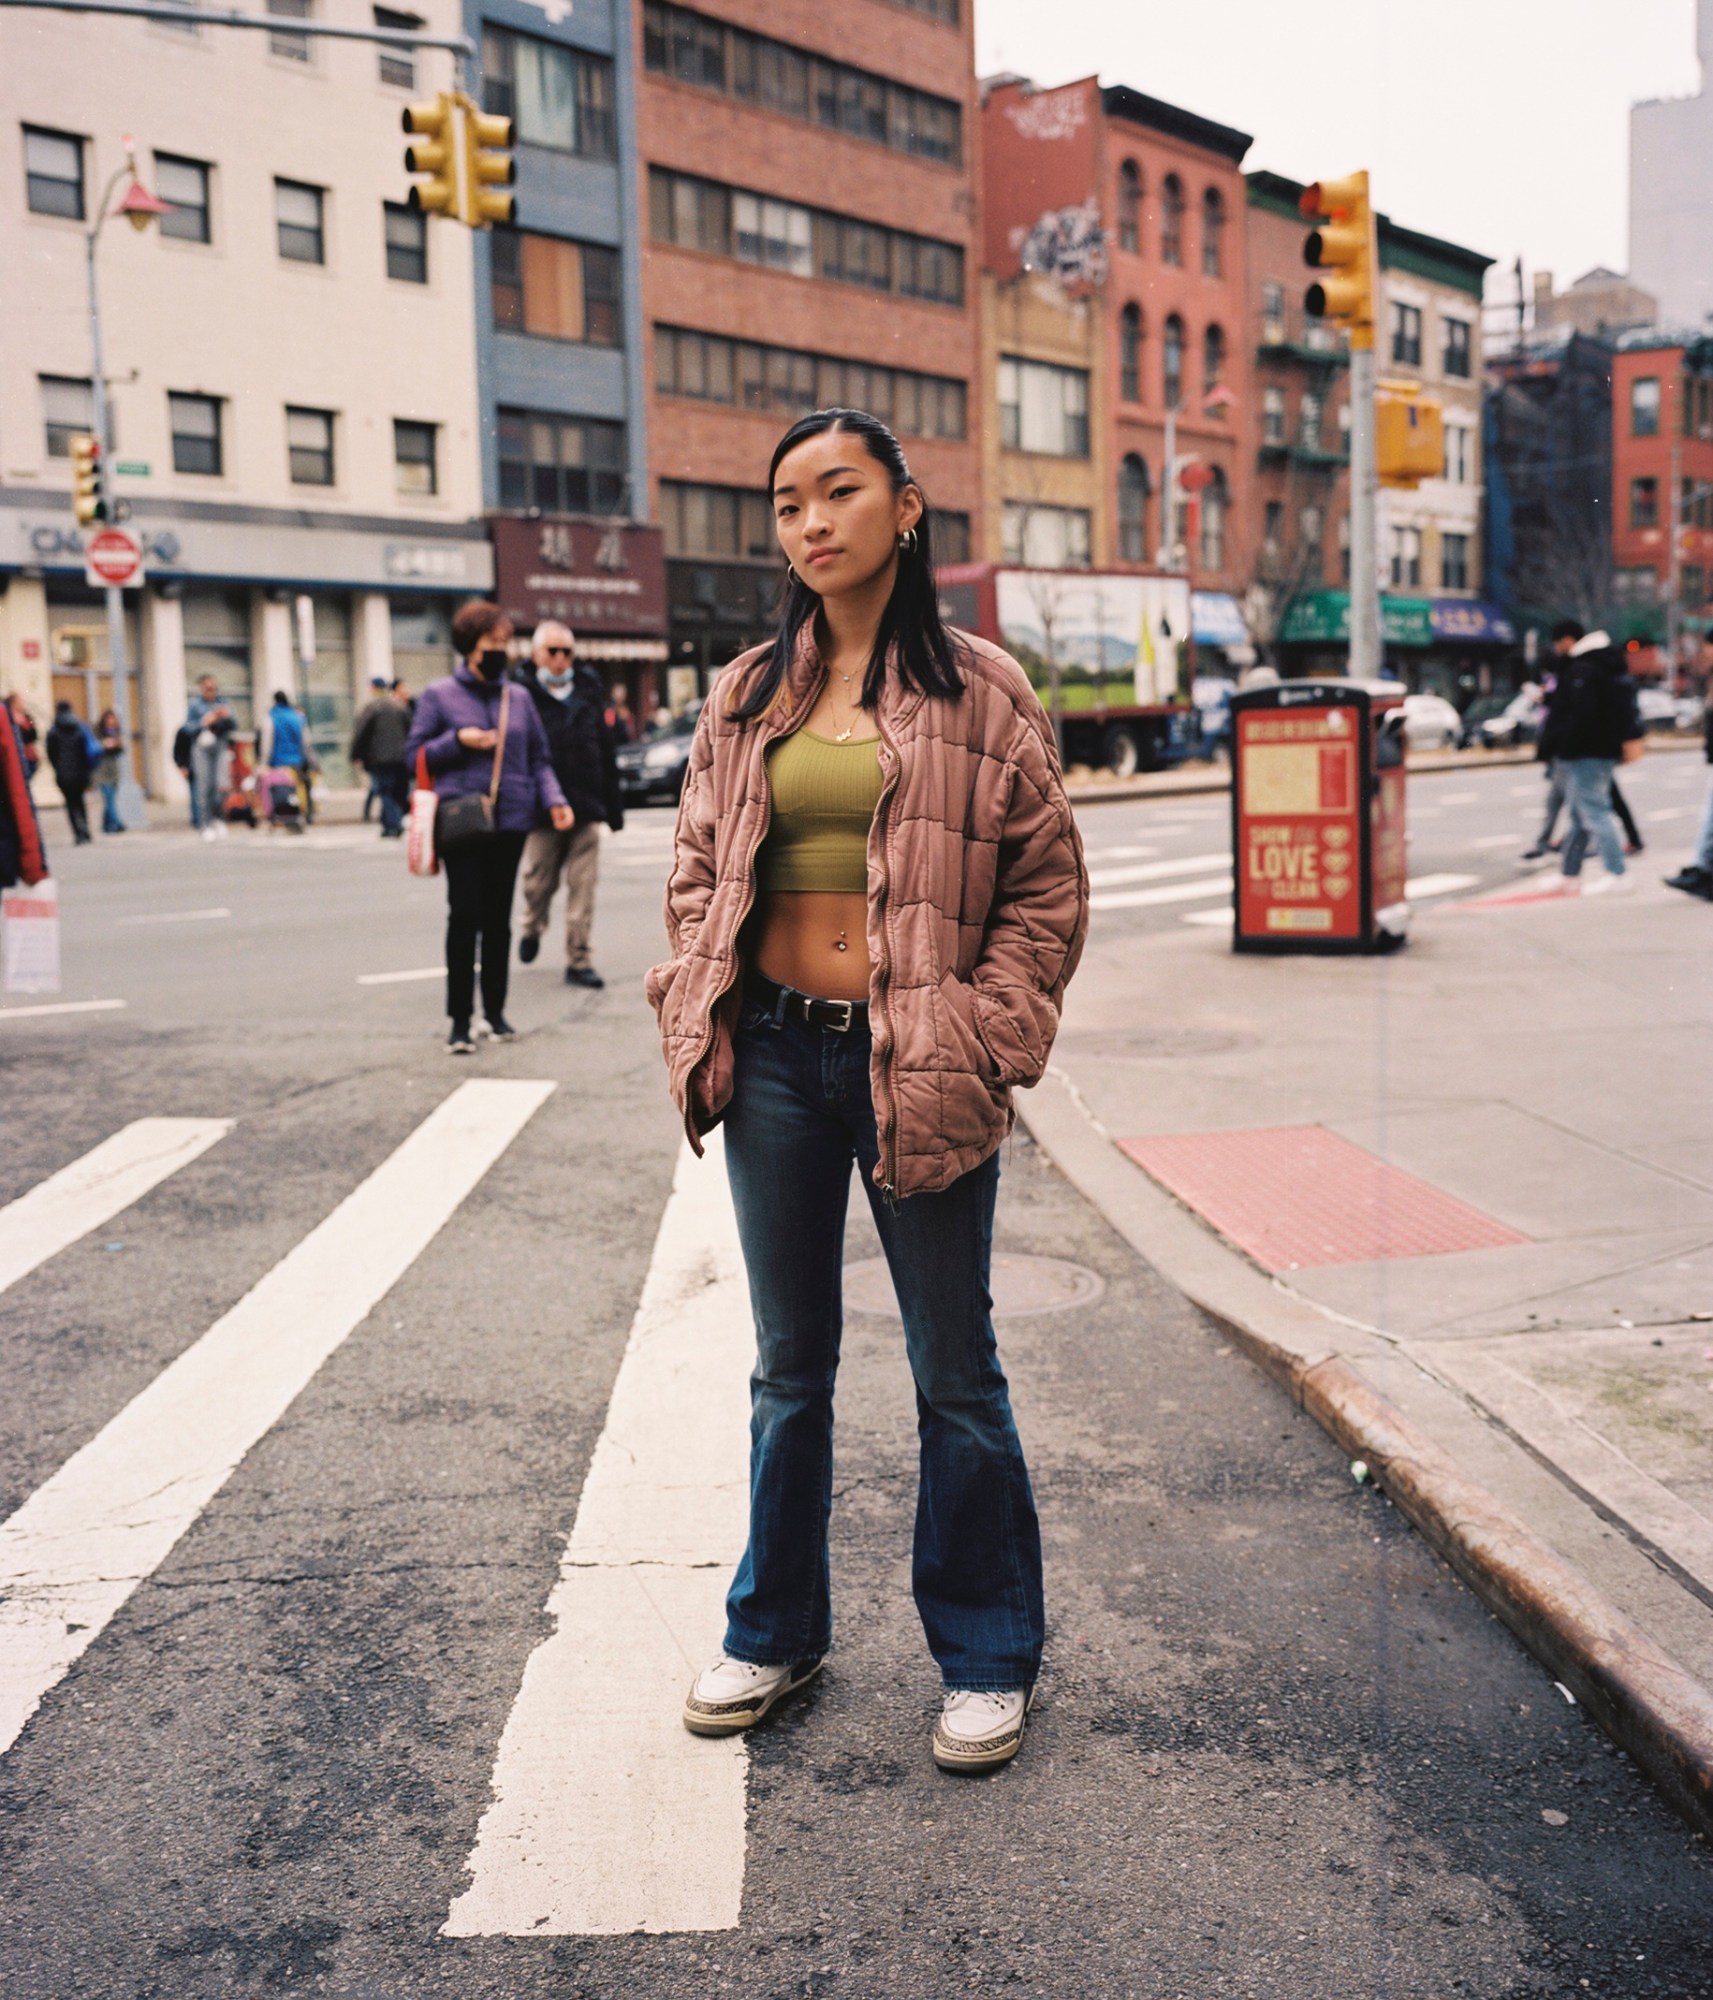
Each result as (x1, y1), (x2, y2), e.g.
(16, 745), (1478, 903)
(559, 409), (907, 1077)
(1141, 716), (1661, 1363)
(350, 675), (411, 839)
(648, 409), (1088, 1773)
(265, 690), (313, 821)
(606, 681), (637, 745)
(1664, 686), (1713, 901)
(404, 599), (571, 1053)
(517, 621), (623, 987)
(1537, 629), (1643, 894)
(44, 702), (96, 846)
(6, 692), (40, 787)
(1, 699), (47, 890)
(184, 676), (235, 839)
(93, 709), (125, 834)
(1522, 622), (1645, 864)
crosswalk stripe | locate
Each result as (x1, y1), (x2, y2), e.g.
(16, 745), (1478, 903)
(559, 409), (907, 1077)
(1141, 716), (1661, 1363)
(446, 1129), (754, 1938)
(0, 999), (127, 1023)
(1091, 874), (1232, 912)
(1087, 852), (1231, 890)
(0, 1078), (554, 1759)
(0, 1119), (232, 1298)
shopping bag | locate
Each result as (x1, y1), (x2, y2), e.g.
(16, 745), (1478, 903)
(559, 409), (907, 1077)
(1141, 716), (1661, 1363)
(2, 877), (61, 995)
(406, 750), (439, 877)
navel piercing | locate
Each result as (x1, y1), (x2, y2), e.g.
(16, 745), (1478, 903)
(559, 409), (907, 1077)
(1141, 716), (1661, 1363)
(834, 928), (849, 953)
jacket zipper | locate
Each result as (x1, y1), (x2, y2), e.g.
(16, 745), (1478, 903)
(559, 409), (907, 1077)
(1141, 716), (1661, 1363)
(868, 705), (904, 1196)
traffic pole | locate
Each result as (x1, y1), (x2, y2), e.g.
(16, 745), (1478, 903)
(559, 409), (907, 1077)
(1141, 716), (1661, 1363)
(1348, 342), (1381, 681)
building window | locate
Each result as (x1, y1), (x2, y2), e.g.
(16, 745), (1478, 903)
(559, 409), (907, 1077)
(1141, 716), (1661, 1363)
(1001, 502), (1091, 569)
(1117, 159), (1141, 254)
(169, 392), (223, 476)
(286, 406), (335, 486)
(1262, 499), (1284, 556)
(275, 178), (325, 263)
(41, 376), (95, 457)
(394, 418), (438, 495)
(935, 511), (971, 564)
(384, 201), (427, 282)
(654, 325), (966, 439)
(153, 153), (210, 243)
(1630, 476), (1659, 529)
(1163, 313), (1184, 411)
(266, 0), (311, 62)
(482, 26), (617, 159)
(24, 126), (84, 218)
(642, 2), (962, 165)
(647, 167), (963, 305)
(1262, 384), (1285, 446)
(1199, 468), (1228, 571)
(659, 480), (774, 559)
(1261, 279), (1285, 345)
(1120, 303), (1142, 402)
(1444, 424), (1469, 484)
(491, 229), (621, 344)
(1442, 315), (1471, 379)
(1441, 531), (1470, 591)
(1201, 187), (1224, 277)
(374, 6), (420, 89)
(1683, 563), (1706, 608)
(997, 357), (1089, 457)
(1117, 453), (1149, 563)
(1302, 505), (1325, 583)
(1204, 322), (1225, 394)
(1299, 390), (1322, 451)
(1161, 174), (1184, 266)
(1389, 524), (1422, 588)
(496, 408), (625, 514)
(1631, 376), (1660, 438)
(891, 0), (957, 19)
(1390, 301), (1422, 367)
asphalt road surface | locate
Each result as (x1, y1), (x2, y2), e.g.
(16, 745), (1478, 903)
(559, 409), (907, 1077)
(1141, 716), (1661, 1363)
(2, 758), (1709, 1999)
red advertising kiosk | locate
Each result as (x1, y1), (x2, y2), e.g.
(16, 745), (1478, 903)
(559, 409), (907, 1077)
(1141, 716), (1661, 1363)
(1230, 679), (1408, 953)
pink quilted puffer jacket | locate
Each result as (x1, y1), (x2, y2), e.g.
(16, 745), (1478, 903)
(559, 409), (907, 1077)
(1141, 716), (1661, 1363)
(644, 628), (1089, 1198)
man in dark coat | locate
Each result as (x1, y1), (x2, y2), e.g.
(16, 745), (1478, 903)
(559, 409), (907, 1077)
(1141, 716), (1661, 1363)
(45, 702), (95, 845)
(516, 621), (623, 988)
(1537, 630), (1643, 894)
(350, 676), (412, 838)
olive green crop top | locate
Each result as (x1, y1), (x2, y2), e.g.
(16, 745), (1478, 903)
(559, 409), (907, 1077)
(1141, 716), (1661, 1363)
(754, 729), (883, 894)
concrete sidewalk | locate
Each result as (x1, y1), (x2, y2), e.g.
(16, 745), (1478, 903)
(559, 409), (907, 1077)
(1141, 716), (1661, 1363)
(1023, 819), (1713, 1832)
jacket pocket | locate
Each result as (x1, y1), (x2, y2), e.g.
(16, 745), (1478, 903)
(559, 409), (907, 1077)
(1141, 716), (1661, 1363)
(937, 971), (1002, 1089)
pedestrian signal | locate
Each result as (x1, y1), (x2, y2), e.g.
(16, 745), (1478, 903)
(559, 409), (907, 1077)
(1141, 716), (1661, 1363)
(69, 433), (108, 527)
(403, 94), (460, 219)
(1376, 387), (1445, 488)
(1301, 172), (1376, 352)
(462, 106), (516, 229)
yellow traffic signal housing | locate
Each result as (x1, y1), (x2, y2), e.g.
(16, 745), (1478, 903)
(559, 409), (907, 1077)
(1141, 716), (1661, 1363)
(403, 94), (460, 218)
(69, 433), (107, 527)
(1376, 386), (1446, 488)
(1301, 172), (1376, 351)
(462, 104), (516, 228)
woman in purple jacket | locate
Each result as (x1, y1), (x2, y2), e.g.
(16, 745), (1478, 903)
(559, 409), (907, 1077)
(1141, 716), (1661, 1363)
(407, 599), (571, 1053)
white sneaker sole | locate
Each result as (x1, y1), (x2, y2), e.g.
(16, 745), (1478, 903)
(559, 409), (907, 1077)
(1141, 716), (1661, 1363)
(681, 1658), (823, 1737)
(932, 1687), (1036, 1773)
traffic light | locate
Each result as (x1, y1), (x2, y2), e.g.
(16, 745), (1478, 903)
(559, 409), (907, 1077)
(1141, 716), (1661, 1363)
(461, 103), (516, 228)
(403, 93), (460, 219)
(1301, 172), (1376, 351)
(70, 433), (107, 527)
(1376, 385), (1445, 488)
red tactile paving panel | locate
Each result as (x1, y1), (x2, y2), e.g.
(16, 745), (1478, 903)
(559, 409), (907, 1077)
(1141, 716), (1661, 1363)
(1118, 1125), (1530, 1271)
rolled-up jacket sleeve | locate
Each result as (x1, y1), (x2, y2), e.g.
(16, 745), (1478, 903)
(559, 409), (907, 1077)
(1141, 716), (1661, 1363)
(405, 687), (462, 777)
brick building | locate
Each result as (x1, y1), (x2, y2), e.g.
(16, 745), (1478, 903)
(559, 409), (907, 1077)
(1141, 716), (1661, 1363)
(635, 0), (982, 696)
(1610, 331), (1713, 678)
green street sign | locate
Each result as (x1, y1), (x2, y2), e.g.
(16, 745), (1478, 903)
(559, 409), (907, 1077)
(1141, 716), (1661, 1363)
(113, 460), (150, 477)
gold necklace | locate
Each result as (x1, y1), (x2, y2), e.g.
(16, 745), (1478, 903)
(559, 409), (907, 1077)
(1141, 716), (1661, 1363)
(828, 665), (862, 743)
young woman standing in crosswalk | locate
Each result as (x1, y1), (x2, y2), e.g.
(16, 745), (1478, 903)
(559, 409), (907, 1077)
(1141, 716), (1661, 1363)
(647, 409), (1089, 1772)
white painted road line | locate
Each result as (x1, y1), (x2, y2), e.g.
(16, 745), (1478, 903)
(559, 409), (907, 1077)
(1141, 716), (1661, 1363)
(356, 967), (444, 986)
(117, 908), (230, 927)
(0, 1119), (232, 1299)
(1181, 908), (1231, 927)
(1082, 843), (1160, 864)
(1087, 852), (1232, 890)
(1437, 792), (1478, 805)
(1092, 874), (1233, 913)
(0, 1078), (553, 1758)
(1468, 833), (1523, 850)
(446, 1130), (754, 1938)
(1647, 807), (1688, 823)
(0, 999), (127, 1023)
(1406, 873), (1481, 901)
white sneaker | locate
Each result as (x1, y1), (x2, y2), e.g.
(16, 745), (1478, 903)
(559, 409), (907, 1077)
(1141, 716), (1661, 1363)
(682, 1654), (822, 1736)
(932, 1687), (1033, 1772)
(200, 825), (217, 842)
(1583, 871), (1634, 897)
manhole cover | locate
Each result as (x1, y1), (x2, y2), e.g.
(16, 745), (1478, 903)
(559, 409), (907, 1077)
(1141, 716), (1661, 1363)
(843, 1253), (1104, 1320)
(1059, 1026), (1254, 1061)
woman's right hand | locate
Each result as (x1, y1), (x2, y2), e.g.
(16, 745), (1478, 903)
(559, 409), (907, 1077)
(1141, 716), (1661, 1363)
(457, 726), (498, 750)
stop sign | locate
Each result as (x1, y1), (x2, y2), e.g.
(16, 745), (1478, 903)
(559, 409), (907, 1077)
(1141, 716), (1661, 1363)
(84, 527), (146, 590)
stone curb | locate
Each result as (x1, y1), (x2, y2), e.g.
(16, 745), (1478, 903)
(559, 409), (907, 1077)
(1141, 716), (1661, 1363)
(1016, 1071), (1713, 1842)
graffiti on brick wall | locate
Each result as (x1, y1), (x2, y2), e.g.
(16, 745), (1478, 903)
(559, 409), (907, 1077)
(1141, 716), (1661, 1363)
(1003, 88), (1088, 144)
(1012, 199), (1108, 290)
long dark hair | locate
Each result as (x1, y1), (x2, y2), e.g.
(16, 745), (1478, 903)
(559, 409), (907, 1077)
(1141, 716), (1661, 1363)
(728, 408), (966, 722)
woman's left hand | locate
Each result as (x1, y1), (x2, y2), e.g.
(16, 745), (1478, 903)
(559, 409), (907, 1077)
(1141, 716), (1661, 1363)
(549, 804), (575, 831)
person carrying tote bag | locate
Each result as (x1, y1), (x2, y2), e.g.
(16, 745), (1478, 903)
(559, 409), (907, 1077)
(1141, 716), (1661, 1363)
(405, 599), (572, 1053)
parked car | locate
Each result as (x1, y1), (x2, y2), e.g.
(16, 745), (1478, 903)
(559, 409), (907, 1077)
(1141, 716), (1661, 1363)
(1462, 686), (1543, 749)
(616, 700), (703, 805)
(1400, 692), (1464, 751)
(1637, 687), (1681, 731)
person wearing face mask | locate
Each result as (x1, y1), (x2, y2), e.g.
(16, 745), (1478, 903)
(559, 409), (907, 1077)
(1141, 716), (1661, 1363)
(517, 621), (624, 989)
(405, 599), (572, 1053)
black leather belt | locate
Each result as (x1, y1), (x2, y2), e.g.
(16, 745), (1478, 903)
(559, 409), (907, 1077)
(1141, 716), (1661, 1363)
(748, 972), (870, 1034)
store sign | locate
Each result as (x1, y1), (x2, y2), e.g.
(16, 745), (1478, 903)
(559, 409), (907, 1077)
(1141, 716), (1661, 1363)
(1236, 705), (1363, 940)
(1428, 599), (1515, 644)
(1278, 591), (1435, 649)
(491, 516), (666, 635)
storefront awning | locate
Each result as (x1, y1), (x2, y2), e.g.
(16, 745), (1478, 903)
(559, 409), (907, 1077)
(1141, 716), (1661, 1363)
(578, 637), (669, 662)
(1279, 590), (1435, 648)
(1191, 591), (1250, 648)
(1429, 599), (1515, 644)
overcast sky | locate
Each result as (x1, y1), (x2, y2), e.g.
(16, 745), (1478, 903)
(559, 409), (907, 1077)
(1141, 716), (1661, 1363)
(975, 0), (1702, 303)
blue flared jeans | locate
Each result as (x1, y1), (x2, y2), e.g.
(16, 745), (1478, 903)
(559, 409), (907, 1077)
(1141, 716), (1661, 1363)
(719, 991), (1045, 1692)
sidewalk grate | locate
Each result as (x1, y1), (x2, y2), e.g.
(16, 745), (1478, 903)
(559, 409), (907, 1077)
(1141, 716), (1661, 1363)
(1117, 1125), (1530, 1271)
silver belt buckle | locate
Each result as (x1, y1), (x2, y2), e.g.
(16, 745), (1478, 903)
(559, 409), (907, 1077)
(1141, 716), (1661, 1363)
(823, 998), (854, 1033)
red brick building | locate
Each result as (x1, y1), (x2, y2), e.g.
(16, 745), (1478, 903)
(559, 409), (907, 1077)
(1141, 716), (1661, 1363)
(978, 77), (1253, 614)
(1611, 332), (1713, 676)
(635, 0), (983, 688)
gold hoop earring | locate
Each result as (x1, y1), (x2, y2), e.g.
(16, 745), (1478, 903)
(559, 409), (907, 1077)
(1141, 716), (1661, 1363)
(898, 527), (919, 555)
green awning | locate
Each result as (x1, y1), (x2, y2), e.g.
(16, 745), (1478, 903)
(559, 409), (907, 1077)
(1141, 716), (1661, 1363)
(1278, 590), (1436, 648)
